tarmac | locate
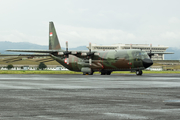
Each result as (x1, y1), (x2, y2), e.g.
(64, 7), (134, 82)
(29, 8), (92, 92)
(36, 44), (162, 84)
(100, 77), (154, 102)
(0, 74), (180, 120)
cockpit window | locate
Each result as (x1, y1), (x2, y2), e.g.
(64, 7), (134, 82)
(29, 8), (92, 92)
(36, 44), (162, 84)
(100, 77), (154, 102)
(141, 51), (150, 59)
(133, 51), (141, 58)
(133, 51), (149, 59)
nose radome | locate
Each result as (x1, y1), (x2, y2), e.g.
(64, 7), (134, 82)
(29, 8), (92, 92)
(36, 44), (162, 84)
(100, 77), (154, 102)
(142, 58), (153, 68)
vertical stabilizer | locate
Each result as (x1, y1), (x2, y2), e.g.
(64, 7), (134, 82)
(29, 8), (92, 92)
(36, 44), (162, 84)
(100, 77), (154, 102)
(49, 22), (61, 50)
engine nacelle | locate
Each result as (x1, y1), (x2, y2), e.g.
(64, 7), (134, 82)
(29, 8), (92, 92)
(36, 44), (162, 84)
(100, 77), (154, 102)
(81, 67), (91, 73)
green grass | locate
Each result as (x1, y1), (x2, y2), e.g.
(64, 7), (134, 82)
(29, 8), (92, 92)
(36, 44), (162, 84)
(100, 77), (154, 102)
(0, 70), (180, 74)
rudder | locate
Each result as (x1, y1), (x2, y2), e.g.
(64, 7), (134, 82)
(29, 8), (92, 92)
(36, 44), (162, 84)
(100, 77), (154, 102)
(49, 22), (61, 50)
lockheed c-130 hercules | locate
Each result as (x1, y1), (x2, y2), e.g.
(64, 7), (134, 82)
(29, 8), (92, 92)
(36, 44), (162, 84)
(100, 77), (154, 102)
(5, 22), (173, 75)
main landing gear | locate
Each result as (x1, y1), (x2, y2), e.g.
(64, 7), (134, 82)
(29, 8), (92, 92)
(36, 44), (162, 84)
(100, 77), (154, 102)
(83, 71), (94, 75)
(136, 70), (143, 76)
(101, 71), (112, 75)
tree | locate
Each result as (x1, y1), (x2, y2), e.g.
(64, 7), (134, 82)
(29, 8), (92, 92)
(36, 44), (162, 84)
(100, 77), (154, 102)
(38, 62), (47, 70)
(7, 64), (14, 70)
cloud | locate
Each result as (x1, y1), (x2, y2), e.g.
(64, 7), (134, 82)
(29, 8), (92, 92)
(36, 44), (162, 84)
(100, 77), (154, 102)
(0, 0), (23, 14)
(55, 24), (137, 48)
(0, 0), (180, 49)
(160, 31), (180, 39)
(168, 17), (180, 24)
(0, 30), (47, 45)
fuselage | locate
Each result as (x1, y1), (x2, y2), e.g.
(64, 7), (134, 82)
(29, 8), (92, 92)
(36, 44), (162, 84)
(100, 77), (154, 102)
(50, 49), (153, 72)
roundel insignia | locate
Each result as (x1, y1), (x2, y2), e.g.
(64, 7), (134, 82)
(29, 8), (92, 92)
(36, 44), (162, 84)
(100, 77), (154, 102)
(50, 32), (53, 36)
(64, 58), (67, 63)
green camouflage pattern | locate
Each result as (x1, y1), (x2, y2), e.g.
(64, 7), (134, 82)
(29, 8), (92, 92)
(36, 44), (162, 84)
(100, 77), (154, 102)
(51, 49), (149, 72)
(49, 22), (61, 50)
(48, 22), (152, 74)
(2, 22), (153, 75)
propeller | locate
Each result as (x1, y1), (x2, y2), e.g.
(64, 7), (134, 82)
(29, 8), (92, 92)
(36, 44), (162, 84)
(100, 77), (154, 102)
(149, 44), (152, 59)
(148, 44), (154, 59)
(83, 42), (100, 65)
(89, 43), (92, 65)
(64, 41), (71, 65)
(66, 41), (69, 64)
(150, 44), (152, 58)
(82, 43), (93, 65)
(130, 44), (132, 49)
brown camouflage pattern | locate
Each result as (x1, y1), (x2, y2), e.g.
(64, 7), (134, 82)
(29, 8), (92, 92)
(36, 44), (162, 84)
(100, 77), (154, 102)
(48, 22), (150, 73)
(51, 49), (149, 72)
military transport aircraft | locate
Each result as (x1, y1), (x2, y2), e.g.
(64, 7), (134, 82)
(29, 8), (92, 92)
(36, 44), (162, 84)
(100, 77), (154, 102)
(4, 22), (173, 75)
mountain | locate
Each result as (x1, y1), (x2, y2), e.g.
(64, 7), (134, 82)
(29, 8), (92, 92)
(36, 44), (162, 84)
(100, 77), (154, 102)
(0, 41), (48, 50)
(0, 41), (179, 60)
(68, 46), (88, 50)
(0, 41), (48, 54)
(0, 41), (88, 54)
(164, 47), (180, 60)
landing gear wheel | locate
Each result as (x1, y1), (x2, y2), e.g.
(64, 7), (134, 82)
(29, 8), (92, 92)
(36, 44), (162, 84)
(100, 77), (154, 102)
(83, 70), (94, 75)
(89, 71), (94, 75)
(136, 70), (143, 76)
(107, 71), (112, 75)
(101, 72), (106, 75)
(83, 72), (88, 75)
(101, 71), (112, 75)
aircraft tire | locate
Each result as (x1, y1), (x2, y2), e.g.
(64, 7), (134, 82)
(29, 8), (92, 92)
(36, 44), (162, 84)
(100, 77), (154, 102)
(136, 70), (143, 75)
(101, 71), (112, 75)
(83, 72), (89, 75)
(83, 71), (94, 75)
(89, 71), (94, 75)
(101, 72), (106, 75)
(107, 71), (112, 75)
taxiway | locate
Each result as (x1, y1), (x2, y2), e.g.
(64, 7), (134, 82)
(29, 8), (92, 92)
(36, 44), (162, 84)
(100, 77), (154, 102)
(0, 74), (180, 120)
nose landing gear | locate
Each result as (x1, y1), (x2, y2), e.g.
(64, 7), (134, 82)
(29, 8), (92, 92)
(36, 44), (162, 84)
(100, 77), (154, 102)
(136, 70), (143, 75)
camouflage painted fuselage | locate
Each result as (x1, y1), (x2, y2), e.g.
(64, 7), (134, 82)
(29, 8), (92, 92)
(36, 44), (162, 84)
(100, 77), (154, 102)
(51, 49), (151, 72)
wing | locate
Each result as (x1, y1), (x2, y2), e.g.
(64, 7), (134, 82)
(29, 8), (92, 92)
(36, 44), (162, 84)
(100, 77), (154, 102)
(6, 49), (63, 53)
(0, 53), (52, 63)
(0, 54), (56, 63)
(5, 49), (99, 59)
(147, 52), (174, 54)
(4, 49), (100, 66)
(147, 52), (174, 56)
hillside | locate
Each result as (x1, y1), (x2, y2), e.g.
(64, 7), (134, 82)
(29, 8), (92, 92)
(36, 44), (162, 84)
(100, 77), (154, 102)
(164, 47), (180, 60)
(0, 41), (88, 54)
(0, 41), (179, 60)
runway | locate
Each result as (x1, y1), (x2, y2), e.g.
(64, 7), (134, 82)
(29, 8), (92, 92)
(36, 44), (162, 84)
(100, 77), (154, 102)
(0, 74), (180, 120)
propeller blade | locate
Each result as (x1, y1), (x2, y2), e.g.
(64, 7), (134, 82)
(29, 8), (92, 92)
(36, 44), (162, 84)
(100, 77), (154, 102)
(89, 58), (92, 65)
(89, 43), (92, 65)
(150, 44), (152, 53)
(67, 58), (69, 65)
(150, 44), (152, 59)
(81, 53), (87, 56)
(94, 53), (100, 56)
(66, 41), (68, 51)
(89, 42), (91, 52)
(130, 44), (132, 49)
(71, 51), (77, 54)
(58, 52), (64, 55)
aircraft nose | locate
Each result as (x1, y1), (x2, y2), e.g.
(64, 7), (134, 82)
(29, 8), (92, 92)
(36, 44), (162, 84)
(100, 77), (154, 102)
(142, 58), (153, 68)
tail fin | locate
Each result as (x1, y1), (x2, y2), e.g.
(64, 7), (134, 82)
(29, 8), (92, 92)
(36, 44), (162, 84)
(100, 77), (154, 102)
(49, 22), (61, 50)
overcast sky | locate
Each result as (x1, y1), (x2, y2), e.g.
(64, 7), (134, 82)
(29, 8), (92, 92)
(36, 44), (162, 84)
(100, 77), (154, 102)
(0, 0), (180, 48)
